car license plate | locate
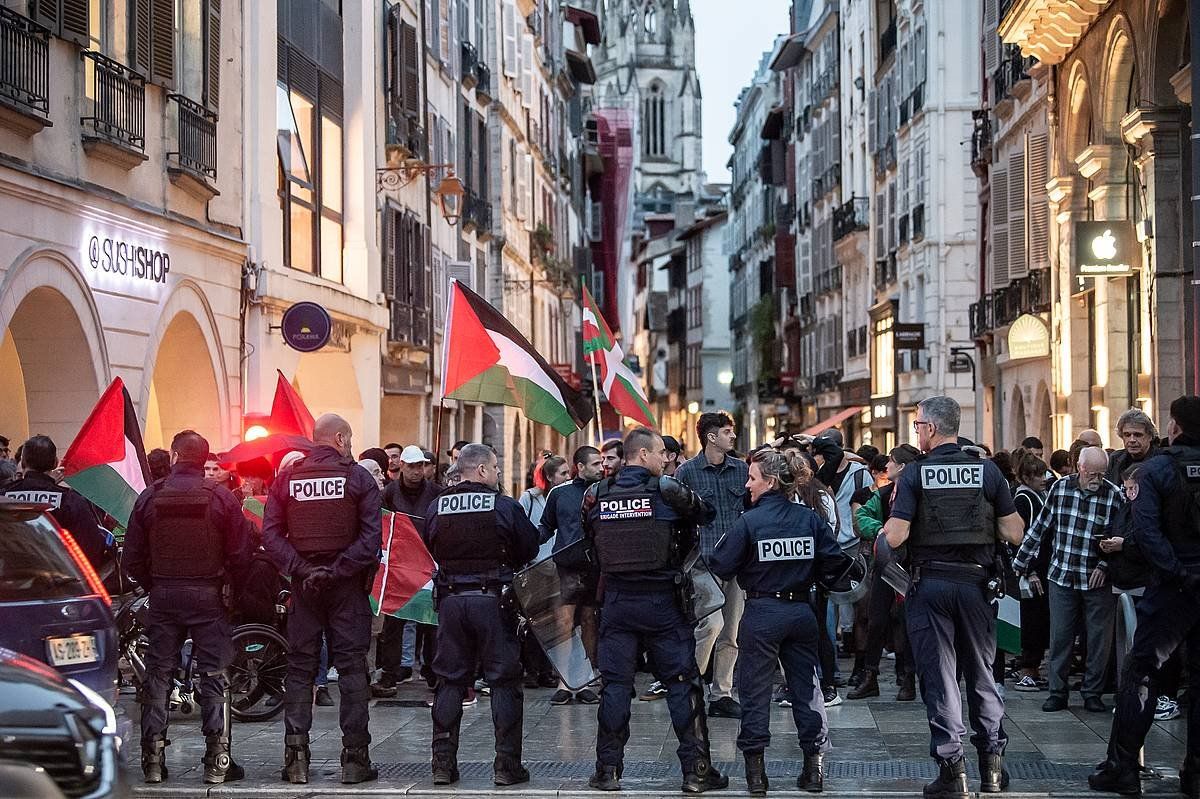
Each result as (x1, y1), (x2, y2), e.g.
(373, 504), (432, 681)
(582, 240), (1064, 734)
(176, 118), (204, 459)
(47, 634), (98, 666)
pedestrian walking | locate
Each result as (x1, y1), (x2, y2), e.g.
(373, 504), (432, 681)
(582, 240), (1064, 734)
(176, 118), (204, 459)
(881, 396), (1025, 799)
(124, 430), (252, 784)
(1011, 453), (1050, 693)
(422, 443), (539, 786)
(709, 449), (851, 794)
(1090, 397), (1200, 797)
(675, 411), (750, 719)
(262, 414), (383, 785)
(584, 427), (727, 793)
(1012, 447), (1122, 713)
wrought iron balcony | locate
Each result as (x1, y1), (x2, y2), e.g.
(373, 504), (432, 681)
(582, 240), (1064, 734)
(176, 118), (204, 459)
(971, 110), (992, 177)
(390, 301), (430, 348)
(972, 268), (1051, 336)
(992, 45), (1036, 106)
(969, 297), (993, 340)
(167, 94), (217, 180)
(474, 61), (492, 103)
(0, 7), (50, 125)
(874, 252), (897, 290)
(80, 51), (145, 151)
(386, 98), (426, 160)
(461, 41), (478, 88)
(463, 191), (492, 237)
(833, 196), (869, 241)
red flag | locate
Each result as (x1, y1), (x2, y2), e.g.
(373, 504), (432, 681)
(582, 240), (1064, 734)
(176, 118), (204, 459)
(370, 512), (436, 616)
(269, 370), (315, 438)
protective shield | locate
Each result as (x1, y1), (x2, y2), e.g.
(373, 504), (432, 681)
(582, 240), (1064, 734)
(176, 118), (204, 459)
(512, 540), (600, 691)
(874, 535), (911, 596)
(683, 548), (726, 622)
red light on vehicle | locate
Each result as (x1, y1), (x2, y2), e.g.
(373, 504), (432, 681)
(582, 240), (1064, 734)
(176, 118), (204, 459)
(57, 527), (112, 608)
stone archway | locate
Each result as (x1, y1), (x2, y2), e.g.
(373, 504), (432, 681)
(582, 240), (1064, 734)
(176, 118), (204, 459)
(1035, 381), (1054, 450)
(1099, 17), (1138, 142)
(143, 313), (223, 451)
(1008, 386), (1027, 447)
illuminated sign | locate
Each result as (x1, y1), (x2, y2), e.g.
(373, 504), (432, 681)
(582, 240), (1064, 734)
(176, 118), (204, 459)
(1007, 314), (1049, 360)
(1072, 220), (1138, 279)
(281, 302), (332, 352)
(86, 234), (170, 283)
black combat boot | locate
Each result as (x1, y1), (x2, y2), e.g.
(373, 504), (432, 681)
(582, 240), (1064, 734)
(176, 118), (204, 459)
(493, 755), (530, 785)
(203, 735), (244, 784)
(141, 736), (168, 784)
(682, 758), (729, 793)
(1087, 759), (1140, 796)
(341, 746), (379, 784)
(979, 752), (1009, 793)
(797, 752), (824, 793)
(896, 674), (917, 701)
(744, 750), (768, 795)
(848, 671), (880, 700)
(588, 764), (621, 791)
(924, 757), (968, 799)
(281, 734), (310, 784)
(432, 753), (459, 785)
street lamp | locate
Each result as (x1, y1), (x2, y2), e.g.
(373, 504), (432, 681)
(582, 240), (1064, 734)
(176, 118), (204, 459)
(434, 171), (465, 226)
(375, 159), (465, 225)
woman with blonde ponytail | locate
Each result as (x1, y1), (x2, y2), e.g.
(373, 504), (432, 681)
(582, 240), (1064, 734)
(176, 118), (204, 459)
(708, 449), (851, 794)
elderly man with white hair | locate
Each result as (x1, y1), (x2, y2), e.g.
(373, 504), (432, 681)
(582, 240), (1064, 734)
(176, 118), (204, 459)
(1013, 446), (1124, 714)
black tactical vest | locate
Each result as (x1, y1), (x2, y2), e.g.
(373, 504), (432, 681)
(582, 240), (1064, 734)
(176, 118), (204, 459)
(591, 476), (674, 574)
(908, 450), (996, 549)
(1162, 446), (1200, 549)
(283, 459), (358, 555)
(150, 482), (224, 579)
(430, 483), (505, 576)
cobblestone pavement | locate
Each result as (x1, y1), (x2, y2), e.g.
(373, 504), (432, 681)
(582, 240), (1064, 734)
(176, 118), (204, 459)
(124, 657), (1191, 797)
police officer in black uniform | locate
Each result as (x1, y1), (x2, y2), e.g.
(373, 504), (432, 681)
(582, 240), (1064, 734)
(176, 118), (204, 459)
(584, 426), (727, 794)
(881, 397), (1025, 799)
(1091, 396), (1200, 797)
(709, 449), (851, 794)
(262, 414), (382, 785)
(422, 443), (539, 786)
(124, 430), (252, 784)
(5, 435), (108, 569)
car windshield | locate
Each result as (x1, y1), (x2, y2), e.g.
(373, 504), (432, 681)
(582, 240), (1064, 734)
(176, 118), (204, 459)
(0, 510), (87, 601)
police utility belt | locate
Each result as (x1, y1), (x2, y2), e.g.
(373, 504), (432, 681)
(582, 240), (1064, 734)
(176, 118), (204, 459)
(912, 561), (988, 582)
(746, 587), (812, 602)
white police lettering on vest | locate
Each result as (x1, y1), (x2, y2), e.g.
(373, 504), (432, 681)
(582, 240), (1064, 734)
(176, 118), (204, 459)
(598, 497), (654, 520)
(437, 492), (497, 515)
(757, 537), (814, 562)
(921, 464), (984, 490)
(5, 490), (63, 509)
(1186, 465), (1200, 480)
(289, 477), (347, 501)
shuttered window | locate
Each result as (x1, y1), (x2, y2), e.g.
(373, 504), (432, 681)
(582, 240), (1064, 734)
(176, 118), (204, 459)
(129, 0), (173, 87)
(386, 11), (421, 117)
(983, 0), (998, 78)
(383, 205), (432, 346)
(203, 0), (220, 110)
(34, 0), (91, 48)
(990, 167), (1009, 289)
(502, 0), (516, 77)
(1008, 149), (1026, 279)
(1028, 132), (1050, 270)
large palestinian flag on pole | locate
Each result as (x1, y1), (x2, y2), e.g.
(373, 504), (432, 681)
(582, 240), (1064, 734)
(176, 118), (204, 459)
(61, 378), (150, 527)
(581, 285), (656, 428)
(442, 280), (593, 435)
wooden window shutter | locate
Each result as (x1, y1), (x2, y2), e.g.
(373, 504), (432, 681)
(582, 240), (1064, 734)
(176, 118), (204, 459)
(502, 1), (516, 77)
(983, 0), (998, 77)
(60, 0), (90, 47)
(130, 0), (153, 77)
(33, 0), (61, 36)
(991, 167), (1009, 289)
(383, 205), (398, 300)
(402, 22), (420, 116)
(1008, 148), (1026, 279)
(203, 0), (221, 111)
(1028, 132), (1050, 270)
(150, 0), (175, 88)
(385, 7), (400, 102)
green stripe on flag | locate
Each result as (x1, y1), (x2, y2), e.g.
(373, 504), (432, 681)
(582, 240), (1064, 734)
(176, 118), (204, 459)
(63, 463), (142, 527)
(395, 587), (438, 625)
(997, 595), (1021, 654)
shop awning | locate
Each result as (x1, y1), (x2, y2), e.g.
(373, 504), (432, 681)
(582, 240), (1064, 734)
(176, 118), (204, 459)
(801, 405), (865, 436)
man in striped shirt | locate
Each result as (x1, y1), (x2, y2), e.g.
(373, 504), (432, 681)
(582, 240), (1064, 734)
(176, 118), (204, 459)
(1013, 447), (1123, 714)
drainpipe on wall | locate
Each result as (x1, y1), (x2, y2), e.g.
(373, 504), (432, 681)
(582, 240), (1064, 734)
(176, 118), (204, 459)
(1191, 0), (1200, 393)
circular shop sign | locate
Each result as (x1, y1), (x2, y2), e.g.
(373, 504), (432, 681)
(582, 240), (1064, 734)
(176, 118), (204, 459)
(281, 302), (332, 352)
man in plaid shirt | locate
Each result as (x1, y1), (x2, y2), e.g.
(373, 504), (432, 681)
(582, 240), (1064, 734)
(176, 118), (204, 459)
(1013, 447), (1123, 713)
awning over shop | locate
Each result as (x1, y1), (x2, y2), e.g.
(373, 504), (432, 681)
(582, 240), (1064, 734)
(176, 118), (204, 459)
(801, 405), (865, 436)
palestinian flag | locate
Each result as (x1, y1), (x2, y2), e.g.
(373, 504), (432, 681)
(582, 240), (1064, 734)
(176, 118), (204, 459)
(442, 280), (592, 435)
(581, 286), (656, 428)
(997, 595), (1021, 654)
(61, 378), (150, 527)
(369, 511), (436, 617)
(395, 580), (438, 625)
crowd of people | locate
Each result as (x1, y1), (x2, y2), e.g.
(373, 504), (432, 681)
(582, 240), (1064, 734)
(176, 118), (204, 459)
(3, 394), (1200, 797)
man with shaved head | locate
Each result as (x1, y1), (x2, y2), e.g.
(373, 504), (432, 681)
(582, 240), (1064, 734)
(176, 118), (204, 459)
(1079, 429), (1104, 448)
(1014, 445), (1123, 715)
(263, 413), (383, 784)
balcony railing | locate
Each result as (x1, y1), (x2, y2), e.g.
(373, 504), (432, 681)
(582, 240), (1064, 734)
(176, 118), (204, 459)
(386, 98), (426, 160)
(80, 51), (145, 150)
(833, 196), (869, 241)
(970, 110), (992, 176)
(970, 268), (1052, 337)
(0, 7), (49, 118)
(461, 41), (478, 87)
(874, 252), (897, 289)
(474, 61), (492, 101)
(992, 45), (1036, 105)
(969, 298), (993, 340)
(167, 94), (217, 180)
(463, 191), (492, 235)
(390, 301), (430, 347)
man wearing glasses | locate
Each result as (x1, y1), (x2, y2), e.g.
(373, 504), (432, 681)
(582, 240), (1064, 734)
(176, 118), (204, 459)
(882, 397), (1025, 799)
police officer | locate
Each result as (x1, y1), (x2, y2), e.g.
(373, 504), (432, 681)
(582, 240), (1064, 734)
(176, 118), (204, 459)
(5, 435), (108, 569)
(1090, 396), (1200, 797)
(262, 414), (382, 785)
(881, 397), (1024, 799)
(124, 430), (252, 784)
(709, 449), (850, 794)
(422, 443), (539, 786)
(584, 426), (727, 794)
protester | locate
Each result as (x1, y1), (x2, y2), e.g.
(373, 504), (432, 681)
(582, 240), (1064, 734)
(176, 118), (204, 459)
(600, 439), (624, 477)
(1105, 409), (1158, 485)
(663, 435), (683, 476)
(383, 443), (403, 482)
(1013, 447), (1122, 713)
(1049, 449), (1071, 478)
(359, 448), (391, 485)
(147, 448), (172, 482)
(1011, 453), (1051, 692)
(1021, 437), (1045, 460)
(518, 455), (569, 526)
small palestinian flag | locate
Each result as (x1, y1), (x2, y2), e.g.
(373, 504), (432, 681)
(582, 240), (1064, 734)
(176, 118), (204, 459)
(581, 285), (656, 428)
(369, 511), (436, 617)
(61, 378), (150, 527)
(997, 595), (1021, 654)
(442, 280), (592, 435)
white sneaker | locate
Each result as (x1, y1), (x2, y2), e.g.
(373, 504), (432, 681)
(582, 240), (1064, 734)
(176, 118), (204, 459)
(1014, 675), (1041, 692)
(1155, 696), (1181, 721)
(823, 688), (843, 707)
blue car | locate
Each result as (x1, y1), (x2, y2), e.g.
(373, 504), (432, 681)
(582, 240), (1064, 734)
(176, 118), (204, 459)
(0, 499), (119, 704)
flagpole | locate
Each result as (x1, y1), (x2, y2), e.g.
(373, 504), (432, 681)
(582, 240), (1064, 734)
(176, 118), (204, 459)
(433, 400), (446, 462)
(588, 354), (604, 446)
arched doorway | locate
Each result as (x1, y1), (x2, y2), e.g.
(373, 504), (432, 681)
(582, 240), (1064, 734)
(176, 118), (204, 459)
(1, 286), (102, 446)
(143, 313), (222, 451)
(1008, 387), (1027, 448)
(1036, 383), (1054, 450)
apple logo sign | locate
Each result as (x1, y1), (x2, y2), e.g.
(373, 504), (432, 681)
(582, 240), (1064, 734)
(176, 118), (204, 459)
(1091, 229), (1118, 260)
